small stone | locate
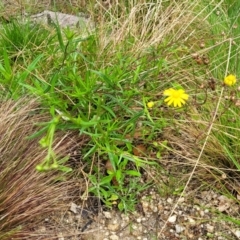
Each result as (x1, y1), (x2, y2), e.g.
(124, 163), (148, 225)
(200, 42), (205, 48)
(107, 223), (120, 232)
(121, 214), (129, 222)
(158, 204), (164, 211)
(234, 230), (240, 238)
(200, 211), (205, 217)
(167, 198), (173, 204)
(109, 235), (119, 240)
(188, 233), (194, 238)
(217, 203), (229, 212)
(168, 215), (177, 223)
(131, 224), (142, 236)
(136, 218), (142, 223)
(179, 197), (185, 203)
(132, 224), (138, 230)
(175, 224), (185, 233)
(103, 211), (112, 219)
(206, 224), (214, 233)
(70, 202), (78, 214)
(152, 206), (158, 212)
(218, 195), (227, 202)
(141, 201), (149, 213)
(188, 217), (196, 224)
(194, 205), (200, 211)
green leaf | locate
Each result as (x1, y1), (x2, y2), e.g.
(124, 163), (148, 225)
(118, 201), (124, 211)
(18, 54), (43, 81)
(99, 175), (113, 185)
(115, 169), (122, 182)
(57, 165), (72, 173)
(125, 170), (141, 177)
(108, 194), (119, 201)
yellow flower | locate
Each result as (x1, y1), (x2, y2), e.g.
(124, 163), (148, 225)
(163, 88), (189, 107)
(147, 101), (155, 108)
(224, 74), (237, 86)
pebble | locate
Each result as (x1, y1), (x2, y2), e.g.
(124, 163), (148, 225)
(178, 210), (183, 215)
(103, 211), (112, 219)
(188, 217), (196, 224)
(168, 215), (177, 223)
(131, 224), (143, 236)
(234, 229), (240, 238)
(33, 189), (238, 240)
(206, 224), (214, 233)
(136, 218), (142, 223)
(109, 234), (119, 240)
(200, 211), (205, 217)
(175, 224), (185, 233)
(152, 206), (158, 212)
(132, 224), (138, 230)
(158, 204), (164, 211)
(107, 223), (120, 231)
(179, 197), (185, 203)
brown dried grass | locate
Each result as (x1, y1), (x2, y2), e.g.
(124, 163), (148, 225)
(158, 112), (240, 194)
(0, 97), (86, 239)
(95, 1), (209, 57)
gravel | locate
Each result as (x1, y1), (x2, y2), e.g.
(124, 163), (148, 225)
(32, 188), (240, 240)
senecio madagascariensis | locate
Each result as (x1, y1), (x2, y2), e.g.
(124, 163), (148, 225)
(224, 74), (237, 86)
(163, 88), (189, 108)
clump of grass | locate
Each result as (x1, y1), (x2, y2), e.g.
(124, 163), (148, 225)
(0, 97), (86, 239)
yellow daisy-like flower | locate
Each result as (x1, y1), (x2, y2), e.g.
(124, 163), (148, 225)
(147, 101), (155, 108)
(163, 88), (189, 107)
(224, 74), (237, 86)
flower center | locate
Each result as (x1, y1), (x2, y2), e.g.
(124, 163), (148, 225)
(172, 91), (181, 98)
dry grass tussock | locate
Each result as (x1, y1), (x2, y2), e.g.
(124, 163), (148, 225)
(96, 1), (210, 56)
(161, 115), (240, 194)
(0, 97), (86, 239)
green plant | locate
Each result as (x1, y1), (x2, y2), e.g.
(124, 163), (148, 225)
(0, 19), (168, 210)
